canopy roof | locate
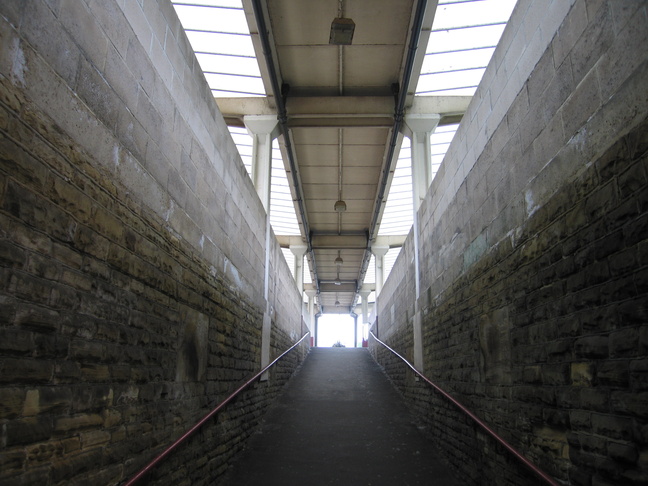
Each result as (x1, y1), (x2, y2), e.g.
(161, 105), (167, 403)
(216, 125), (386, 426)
(172, 0), (517, 314)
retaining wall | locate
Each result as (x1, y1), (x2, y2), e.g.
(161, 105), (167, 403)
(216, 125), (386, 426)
(0, 1), (306, 484)
(372, 1), (648, 484)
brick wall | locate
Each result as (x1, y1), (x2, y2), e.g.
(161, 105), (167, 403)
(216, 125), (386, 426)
(0, 1), (307, 484)
(372, 1), (648, 485)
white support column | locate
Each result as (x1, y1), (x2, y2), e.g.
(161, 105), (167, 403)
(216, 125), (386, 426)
(360, 289), (371, 346)
(290, 244), (307, 294)
(359, 290), (371, 325)
(244, 115), (279, 212)
(404, 114), (439, 373)
(245, 115), (279, 380)
(372, 246), (389, 297)
(404, 114), (441, 210)
(305, 289), (317, 337)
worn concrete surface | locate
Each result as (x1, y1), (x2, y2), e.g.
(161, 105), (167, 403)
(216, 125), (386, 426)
(224, 348), (457, 485)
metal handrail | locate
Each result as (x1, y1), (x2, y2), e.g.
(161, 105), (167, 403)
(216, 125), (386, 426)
(369, 331), (559, 486)
(123, 332), (310, 485)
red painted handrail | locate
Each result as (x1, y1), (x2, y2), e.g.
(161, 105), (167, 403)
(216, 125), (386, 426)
(123, 332), (310, 486)
(370, 332), (559, 486)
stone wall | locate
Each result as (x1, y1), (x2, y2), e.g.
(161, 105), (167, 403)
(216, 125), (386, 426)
(0, 1), (307, 485)
(372, 1), (648, 485)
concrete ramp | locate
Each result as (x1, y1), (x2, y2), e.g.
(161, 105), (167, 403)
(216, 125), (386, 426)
(225, 348), (456, 485)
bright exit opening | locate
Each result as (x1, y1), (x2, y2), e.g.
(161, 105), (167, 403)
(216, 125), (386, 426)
(316, 314), (363, 348)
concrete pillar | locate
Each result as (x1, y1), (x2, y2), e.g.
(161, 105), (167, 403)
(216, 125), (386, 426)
(353, 313), (358, 348)
(359, 290), (371, 325)
(305, 289), (317, 339)
(244, 115), (279, 212)
(372, 246), (389, 296)
(245, 116), (278, 380)
(404, 114), (439, 374)
(290, 244), (307, 294)
(404, 114), (441, 210)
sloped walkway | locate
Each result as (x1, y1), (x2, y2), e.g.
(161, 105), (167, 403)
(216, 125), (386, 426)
(224, 347), (457, 485)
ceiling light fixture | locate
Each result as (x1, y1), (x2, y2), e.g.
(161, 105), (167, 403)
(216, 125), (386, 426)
(329, 17), (355, 45)
(335, 250), (343, 266)
(334, 200), (347, 212)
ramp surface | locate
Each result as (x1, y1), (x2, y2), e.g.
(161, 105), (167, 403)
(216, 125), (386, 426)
(225, 348), (456, 485)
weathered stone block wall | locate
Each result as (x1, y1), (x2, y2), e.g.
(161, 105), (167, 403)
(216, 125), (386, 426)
(0, 1), (306, 485)
(372, 1), (648, 485)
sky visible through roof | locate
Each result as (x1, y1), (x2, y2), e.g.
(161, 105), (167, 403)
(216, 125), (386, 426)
(172, 0), (517, 294)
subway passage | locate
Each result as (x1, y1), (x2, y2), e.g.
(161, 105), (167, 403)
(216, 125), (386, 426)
(224, 348), (457, 486)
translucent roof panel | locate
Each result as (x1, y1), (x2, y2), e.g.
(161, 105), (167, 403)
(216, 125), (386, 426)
(227, 126), (253, 175)
(364, 254), (375, 284)
(384, 247), (400, 281)
(270, 144), (301, 236)
(416, 0), (517, 96)
(225, 127), (300, 237)
(173, 1), (265, 97)
(430, 123), (460, 174)
(377, 137), (413, 236)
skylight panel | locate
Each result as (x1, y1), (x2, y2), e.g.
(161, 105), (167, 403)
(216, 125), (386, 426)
(270, 145), (301, 236)
(417, 68), (485, 95)
(426, 24), (507, 54)
(186, 31), (256, 57)
(432, 0), (517, 31)
(173, 1), (266, 97)
(195, 53), (260, 76)
(227, 126), (252, 175)
(175, 0), (242, 7)
(378, 139), (414, 237)
(173, 4), (248, 34)
(422, 47), (496, 74)
(204, 73), (264, 97)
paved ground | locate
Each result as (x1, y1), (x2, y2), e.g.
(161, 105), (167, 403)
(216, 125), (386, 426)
(224, 347), (457, 485)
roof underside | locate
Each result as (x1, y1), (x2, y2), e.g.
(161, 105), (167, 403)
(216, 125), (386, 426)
(172, 0), (517, 315)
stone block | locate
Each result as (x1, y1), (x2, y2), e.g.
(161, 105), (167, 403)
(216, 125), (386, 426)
(597, 5), (648, 101)
(5, 416), (52, 447)
(38, 386), (73, 415)
(25, 439), (66, 467)
(0, 140), (50, 192)
(69, 339), (104, 363)
(79, 363), (111, 383)
(0, 357), (53, 384)
(574, 336), (609, 358)
(543, 363), (570, 385)
(610, 328), (639, 357)
(580, 388), (610, 413)
(608, 440), (638, 464)
(551, 0), (588, 68)
(54, 413), (103, 434)
(597, 360), (629, 387)
(591, 413), (634, 441)
(571, 362), (594, 386)
(611, 391), (648, 419)
(50, 447), (103, 484)
(0, 447), (27, 481)
(80, 429), (111, 449)
(59, 0), (109, 70)
(24, 0), (82, 90)
(570, 2), (615, 84)
(4, 181), (77, 244)
(0, 240), (26, 269)
(0, 387), (25, 419)
(0, 328), (34, 355)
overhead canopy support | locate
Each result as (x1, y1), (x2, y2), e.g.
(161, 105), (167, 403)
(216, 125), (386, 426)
(217, 96), (471, 128)
(276, 234), (407, 250)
